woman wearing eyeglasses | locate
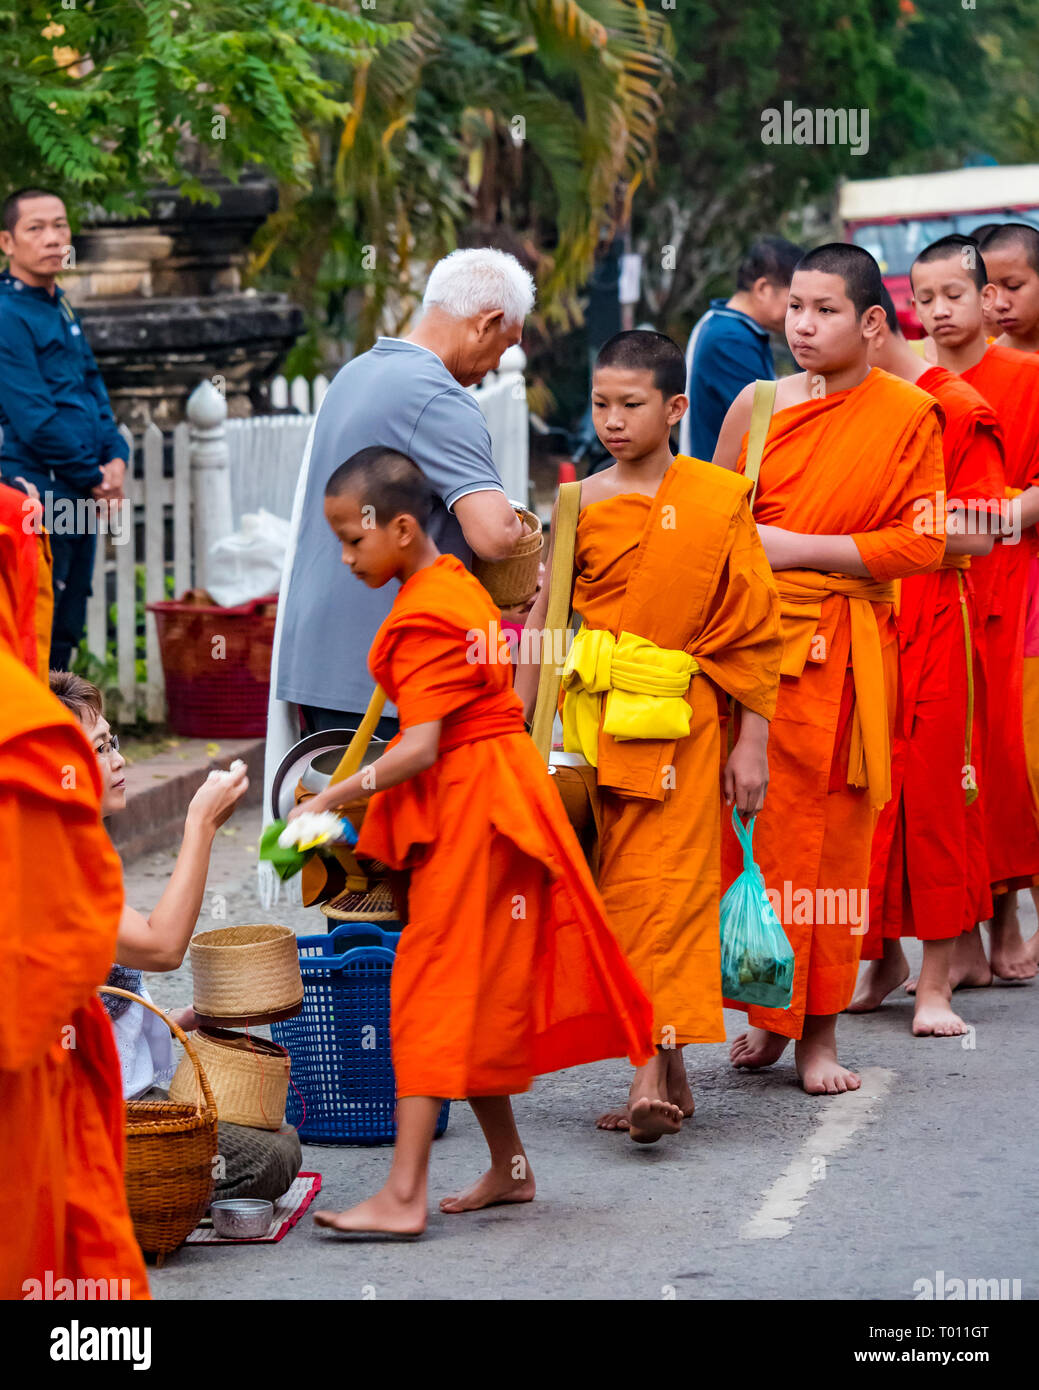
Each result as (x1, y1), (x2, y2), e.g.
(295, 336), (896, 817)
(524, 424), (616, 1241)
(49, 670), (302, 1203)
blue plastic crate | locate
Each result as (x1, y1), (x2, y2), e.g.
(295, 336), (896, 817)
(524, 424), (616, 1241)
(270, 923), (450, 1146)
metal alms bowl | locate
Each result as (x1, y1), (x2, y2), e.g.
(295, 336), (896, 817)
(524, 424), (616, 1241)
(270, 728), (386, 823)
(210, 1198), (274, 1239)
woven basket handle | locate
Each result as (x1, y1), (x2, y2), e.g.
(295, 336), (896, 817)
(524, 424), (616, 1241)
(97, 985), (216, 1119)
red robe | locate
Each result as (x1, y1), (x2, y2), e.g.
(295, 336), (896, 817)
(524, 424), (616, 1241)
(866, 366), (1005, 954)
(0, 482), (52, 679)
(961, 344), (1039, 889)
(356, 555), (655, 1098)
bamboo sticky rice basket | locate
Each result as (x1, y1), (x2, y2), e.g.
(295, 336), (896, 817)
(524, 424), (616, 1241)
(98, 987), (217, 1262)
(472, 506), (543, 608)
(190, 923), (304, 1027)
(169, 1027), (290, 1131)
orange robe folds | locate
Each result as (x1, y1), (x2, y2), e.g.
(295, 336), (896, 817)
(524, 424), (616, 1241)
(356, 554), (655, 1098)
(961, 344), (1039, 888)
(0, 525), (149, 1300)
(866, 367), (1005, 955)
(722, 368), (946, 1038)
(571, 457), (782, 1046)
(0, 482), (53, 679)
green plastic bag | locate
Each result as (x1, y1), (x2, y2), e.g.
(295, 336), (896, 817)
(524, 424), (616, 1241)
(720, 807), (794, 1010)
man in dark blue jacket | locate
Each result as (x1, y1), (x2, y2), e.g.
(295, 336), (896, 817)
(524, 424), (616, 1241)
(0, 188), (128, 669)
(680, 235), (802, 461)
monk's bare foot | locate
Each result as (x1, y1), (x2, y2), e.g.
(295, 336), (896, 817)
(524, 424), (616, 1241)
(628, 1096), (683, 1144)
(847, 945), (909, 1013)
(314, 1189), (426, 1236)
(1030, 930), (1039, 967)
(989, 922), (1038, 981)
(666, 1049), (695, 1118)
(730, 1026), (790, 1070)
(912, 989), (969, 1037)
(794, 1037), (861, 1095)
(910, 928), (992, 992)
(439, 1167), (535, 1214)
(595, 1108), (631, 1131)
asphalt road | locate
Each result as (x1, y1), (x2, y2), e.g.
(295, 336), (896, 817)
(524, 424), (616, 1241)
(129, 807), (1039, 1302)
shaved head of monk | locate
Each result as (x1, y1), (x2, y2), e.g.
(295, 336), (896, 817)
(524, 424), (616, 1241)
(911, 234), (994, 365)
(592, 329), (688, 469)
(978, 223), (1039, 352)
(785, 243), (886, 382)
(323, 446), (440, 589)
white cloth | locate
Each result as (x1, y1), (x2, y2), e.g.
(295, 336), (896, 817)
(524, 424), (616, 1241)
(111, 987), (176, 1101)
(258, 416), (318, 909)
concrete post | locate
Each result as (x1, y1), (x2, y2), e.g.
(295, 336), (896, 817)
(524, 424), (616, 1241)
(187, 378), (234, 593)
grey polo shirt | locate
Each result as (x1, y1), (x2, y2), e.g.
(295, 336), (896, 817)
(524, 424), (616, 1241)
(276, 337), (505, 713)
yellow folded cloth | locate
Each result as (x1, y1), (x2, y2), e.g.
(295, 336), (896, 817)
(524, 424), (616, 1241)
(561, 627), (700, 767)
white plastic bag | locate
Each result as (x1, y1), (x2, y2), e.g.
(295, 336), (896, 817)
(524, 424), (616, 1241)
(206, 509), (291, 608)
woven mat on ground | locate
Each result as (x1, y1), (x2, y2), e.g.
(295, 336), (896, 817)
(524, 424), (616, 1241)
(185, 1173), (322, 1245)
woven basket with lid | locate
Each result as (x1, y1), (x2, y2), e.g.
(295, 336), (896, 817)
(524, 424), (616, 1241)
(169, 1027), (291, 1131)
(190, 923), (304, 1027)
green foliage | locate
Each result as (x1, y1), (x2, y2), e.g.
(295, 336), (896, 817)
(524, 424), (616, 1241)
(0, 0), (407, 217)
(251, 0), (673, 368)
(637, 0), (1039, 339)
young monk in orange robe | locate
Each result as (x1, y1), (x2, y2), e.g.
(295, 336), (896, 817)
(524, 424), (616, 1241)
(0, 480), (52, 679)
(0, 523), (149, 1300)
(978, 223), (1039, 967)
(713, 244), (946, 1093)
(911, 234), (1039, 985)
(849, 287), (1005, 1035)
(292, 447), (655, 1234)
(516, 331), (782, 1141)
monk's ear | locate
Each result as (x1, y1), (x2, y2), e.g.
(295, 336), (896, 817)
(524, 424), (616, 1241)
(666, 393), (688, 426)
(861, 304), (886, 341)
(981, 282), (998, 314)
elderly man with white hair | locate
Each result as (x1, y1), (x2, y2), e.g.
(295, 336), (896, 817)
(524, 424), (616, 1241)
(272, 247), (535, 740)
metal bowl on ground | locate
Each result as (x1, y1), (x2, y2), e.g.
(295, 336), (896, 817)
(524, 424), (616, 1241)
(210, 1198), (274, 1239)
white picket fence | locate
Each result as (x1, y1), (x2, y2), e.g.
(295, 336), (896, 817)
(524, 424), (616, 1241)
(85, 352), (529, 724)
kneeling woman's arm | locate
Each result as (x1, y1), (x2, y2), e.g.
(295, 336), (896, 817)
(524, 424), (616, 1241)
(115, 763), (249, 972)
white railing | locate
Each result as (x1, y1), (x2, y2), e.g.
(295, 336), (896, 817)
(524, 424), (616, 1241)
(84, 351), (529, 723)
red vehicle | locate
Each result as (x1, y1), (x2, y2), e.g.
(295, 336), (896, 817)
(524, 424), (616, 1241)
(841, 165), (1039, 337)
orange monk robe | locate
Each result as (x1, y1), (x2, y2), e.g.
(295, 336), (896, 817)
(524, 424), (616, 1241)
(961, 345), (1039, 889)
(0, 482), (53, 679)
(866, 366), (1005, 957)
(0, 526), (149, 1300)
(355, 554), (656, 1099)
(571, 457), (782, 1046)
(721, 368), (946, 1039)
(1011, 344), (1039, 843)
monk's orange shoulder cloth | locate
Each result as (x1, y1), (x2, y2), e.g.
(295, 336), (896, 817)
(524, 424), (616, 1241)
(0, 483), (53, 680)
(588, 455), (782, 802)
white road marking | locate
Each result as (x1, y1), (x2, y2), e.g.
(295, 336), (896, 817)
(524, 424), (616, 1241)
(740, 1066), (895, 1240)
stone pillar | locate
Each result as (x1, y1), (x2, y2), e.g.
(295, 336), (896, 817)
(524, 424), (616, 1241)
(187, 379), (234, 593)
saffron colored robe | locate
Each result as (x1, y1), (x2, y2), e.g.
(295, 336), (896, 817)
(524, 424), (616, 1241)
(866, 367), (1005, 955)
(0, 524), (149, 1300)
(0, 482), (53, 679)
(961, 345), (1039, 888)
(356, 554), (656, 1098)
(570, 457), (782, 1046)
(723, 368), (946, 1037)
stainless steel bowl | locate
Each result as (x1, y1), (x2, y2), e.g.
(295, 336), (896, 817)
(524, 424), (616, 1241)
(210, 1198), (274, 1239)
